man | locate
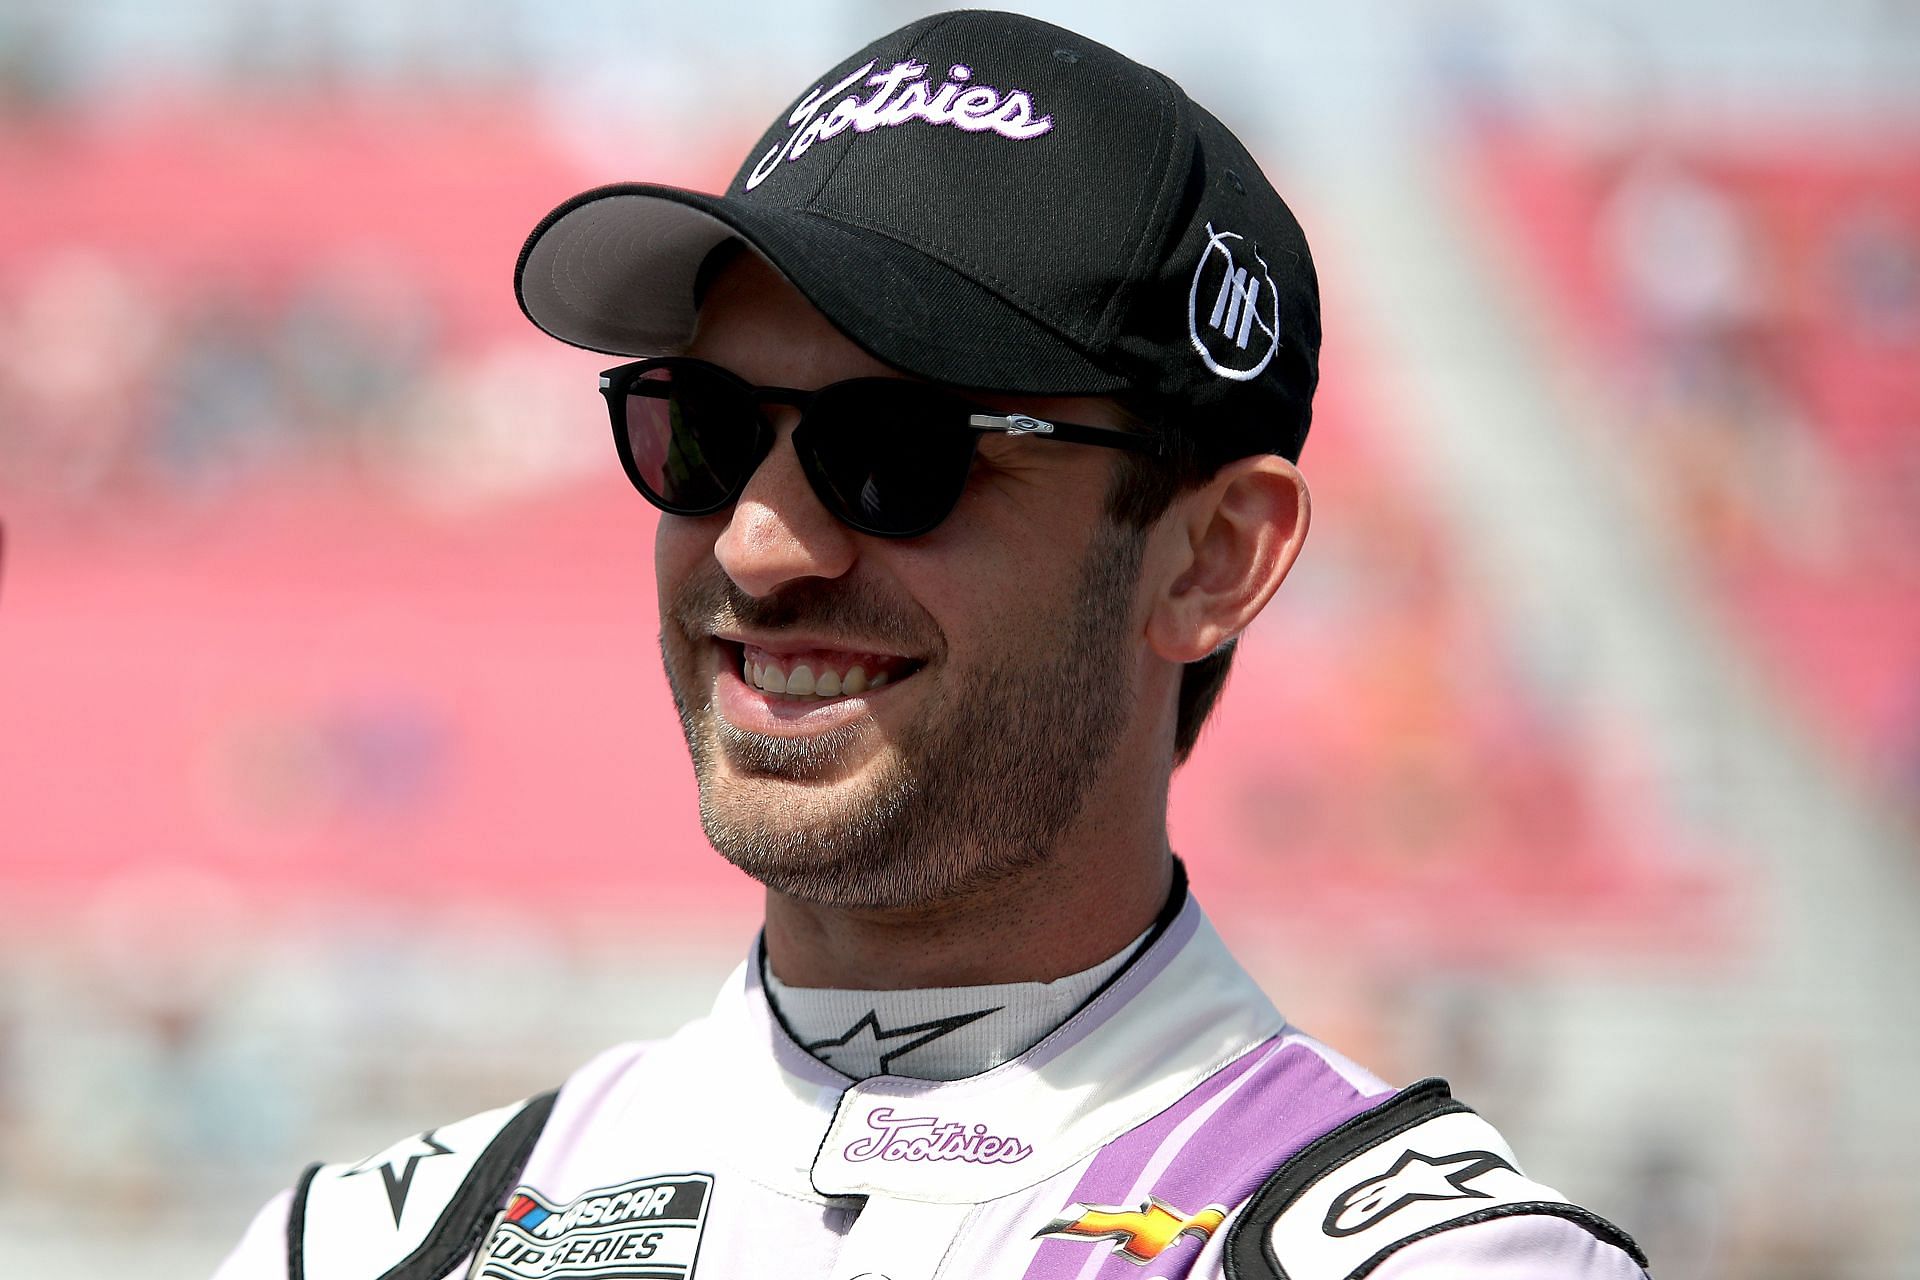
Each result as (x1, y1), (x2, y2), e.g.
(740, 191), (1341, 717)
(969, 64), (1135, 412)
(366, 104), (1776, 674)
(217, 12), (1649, 1279)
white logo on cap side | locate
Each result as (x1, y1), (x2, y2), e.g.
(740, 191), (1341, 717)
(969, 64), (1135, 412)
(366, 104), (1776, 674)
(1188, 222), (1280, 381)
(746, 59), (1053, 191)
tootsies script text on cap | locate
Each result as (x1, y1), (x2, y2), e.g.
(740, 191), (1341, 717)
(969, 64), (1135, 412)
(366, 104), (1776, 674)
(746, 59), (1054, 190)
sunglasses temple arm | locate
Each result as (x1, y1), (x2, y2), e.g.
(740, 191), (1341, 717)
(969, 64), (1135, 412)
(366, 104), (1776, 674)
(966, 414), (1163, 456)
(1049, 423), (1165, 455)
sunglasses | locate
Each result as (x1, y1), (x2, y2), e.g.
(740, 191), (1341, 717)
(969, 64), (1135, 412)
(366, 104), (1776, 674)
(599, 357), (1163, 539)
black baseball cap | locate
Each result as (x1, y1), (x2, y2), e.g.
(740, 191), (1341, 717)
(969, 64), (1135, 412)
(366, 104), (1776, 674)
(515, 9), (1319, 460)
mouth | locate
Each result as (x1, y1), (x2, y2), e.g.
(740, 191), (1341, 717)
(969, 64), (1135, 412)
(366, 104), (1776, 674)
(707, 633), (927, 735)
(734, 642), (921, 700)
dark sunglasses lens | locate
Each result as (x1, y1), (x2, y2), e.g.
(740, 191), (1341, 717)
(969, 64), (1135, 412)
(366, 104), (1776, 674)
(622, 363), (762, 513)
(798, 383), (976, 537)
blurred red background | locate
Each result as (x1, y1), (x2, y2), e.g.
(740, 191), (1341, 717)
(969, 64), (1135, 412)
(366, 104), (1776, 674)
(1, 5), (1915, 1276)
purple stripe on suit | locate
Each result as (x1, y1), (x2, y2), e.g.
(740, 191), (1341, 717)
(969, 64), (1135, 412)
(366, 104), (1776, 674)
(1023, 1036), (1390, 1280)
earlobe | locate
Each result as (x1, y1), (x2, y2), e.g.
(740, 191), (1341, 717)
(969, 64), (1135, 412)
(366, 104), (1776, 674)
(1146, 456), (1310, 664)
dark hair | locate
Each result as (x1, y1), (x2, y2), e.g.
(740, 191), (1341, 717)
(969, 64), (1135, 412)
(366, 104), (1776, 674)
(1100, 401), (1245, 766)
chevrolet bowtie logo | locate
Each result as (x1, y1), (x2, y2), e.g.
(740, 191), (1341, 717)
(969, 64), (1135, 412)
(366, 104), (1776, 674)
(1036, 1197), (1229, 1263)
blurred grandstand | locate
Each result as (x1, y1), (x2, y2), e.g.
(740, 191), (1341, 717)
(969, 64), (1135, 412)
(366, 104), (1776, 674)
(1467, 123), (1920, 807)
(0, 2), (1915, 1276)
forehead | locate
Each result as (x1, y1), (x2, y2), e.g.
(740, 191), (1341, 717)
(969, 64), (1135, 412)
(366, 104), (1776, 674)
(687, 252), (899, 388)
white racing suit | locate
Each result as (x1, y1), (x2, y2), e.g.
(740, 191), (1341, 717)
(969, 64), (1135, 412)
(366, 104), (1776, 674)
(217, 889), (1650, 1279)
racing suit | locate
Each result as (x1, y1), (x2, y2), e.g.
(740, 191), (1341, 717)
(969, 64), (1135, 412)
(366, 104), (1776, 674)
(215, 887), (1649, 1279)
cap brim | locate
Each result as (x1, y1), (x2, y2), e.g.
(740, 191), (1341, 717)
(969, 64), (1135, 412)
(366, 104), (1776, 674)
(515, 184), (1129, 396)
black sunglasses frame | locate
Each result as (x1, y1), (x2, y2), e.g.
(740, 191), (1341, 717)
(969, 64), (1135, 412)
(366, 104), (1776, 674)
(599, 357), (1164, 539)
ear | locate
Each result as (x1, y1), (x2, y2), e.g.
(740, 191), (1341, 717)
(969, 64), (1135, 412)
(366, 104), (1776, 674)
(1145, 455), (1310, 664)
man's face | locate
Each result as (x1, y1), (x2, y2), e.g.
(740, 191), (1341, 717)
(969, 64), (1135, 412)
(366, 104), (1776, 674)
(655, 254), (1154, 910)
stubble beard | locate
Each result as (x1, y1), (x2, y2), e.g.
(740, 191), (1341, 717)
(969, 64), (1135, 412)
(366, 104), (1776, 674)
(662, 522), (1146, 910)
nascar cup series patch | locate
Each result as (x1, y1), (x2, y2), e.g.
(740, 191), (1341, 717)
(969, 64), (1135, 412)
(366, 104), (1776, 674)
(475, 1174), (714, 1280)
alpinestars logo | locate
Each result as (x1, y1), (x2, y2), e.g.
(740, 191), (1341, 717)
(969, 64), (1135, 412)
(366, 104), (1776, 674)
(339, 1128), (453, 1227)
(1187, 222), (1280, 381)
(805, 1006), (998, 1076)
(1036, 1197), (1228, 1263)
(1323, 1149), (1518, 1237)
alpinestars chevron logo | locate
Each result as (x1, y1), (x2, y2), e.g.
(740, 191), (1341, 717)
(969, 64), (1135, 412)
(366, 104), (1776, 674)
(1323, 1149), (1518, 1237)
(1036, 1197), (1229, 1263)
(340, 1129), (453, 1227)
(805, 1006), (998, 1076)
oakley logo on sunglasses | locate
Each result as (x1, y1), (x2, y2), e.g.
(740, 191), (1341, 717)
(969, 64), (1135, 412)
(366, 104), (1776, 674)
(996, 414), (1054, 436)
(746, 58), (1054, 191)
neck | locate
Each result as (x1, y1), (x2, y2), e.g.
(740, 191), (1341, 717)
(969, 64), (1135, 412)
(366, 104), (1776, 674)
(762, 815), (1174, 990)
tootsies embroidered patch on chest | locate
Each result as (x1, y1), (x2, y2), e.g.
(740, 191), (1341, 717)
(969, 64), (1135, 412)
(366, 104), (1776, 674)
(475, 1174), (713, 1280)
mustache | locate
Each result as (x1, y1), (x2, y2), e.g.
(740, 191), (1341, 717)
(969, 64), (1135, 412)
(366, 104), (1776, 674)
(667, 565), (939, 656)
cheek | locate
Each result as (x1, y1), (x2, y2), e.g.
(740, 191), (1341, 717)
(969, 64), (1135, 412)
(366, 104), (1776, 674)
(904, 468), (1117, 619)
(654, 514), (720, 602)
(888, 535), (1078, 657)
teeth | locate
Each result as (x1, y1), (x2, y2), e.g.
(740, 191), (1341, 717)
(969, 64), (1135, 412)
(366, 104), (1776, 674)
(742, 654), (902, 698)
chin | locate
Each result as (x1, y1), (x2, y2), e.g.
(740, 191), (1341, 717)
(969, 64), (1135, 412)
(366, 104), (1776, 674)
(696, 793), (925, 909)
(694, 769), (1055, 914)
(691, 744), (985, 910)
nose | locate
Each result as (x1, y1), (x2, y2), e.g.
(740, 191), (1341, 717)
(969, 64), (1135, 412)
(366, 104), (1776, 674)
(712, 417), (859, 596)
